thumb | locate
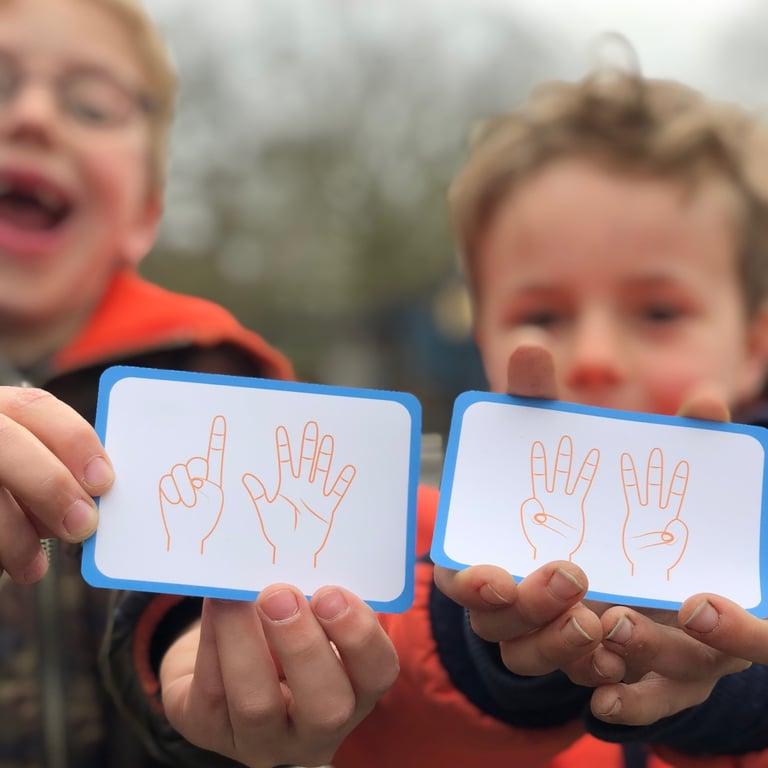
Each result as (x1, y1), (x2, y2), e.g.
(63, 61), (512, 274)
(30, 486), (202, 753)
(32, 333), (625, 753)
(242, 473), (268, 505)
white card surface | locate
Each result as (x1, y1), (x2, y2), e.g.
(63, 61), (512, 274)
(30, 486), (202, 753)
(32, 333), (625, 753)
(82, 367), (420, 612)
(432, 393), (768, 615)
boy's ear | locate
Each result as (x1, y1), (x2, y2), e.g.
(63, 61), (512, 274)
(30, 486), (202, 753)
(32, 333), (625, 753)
(121, 193), (163, 266)
(741, 303), (768, 400)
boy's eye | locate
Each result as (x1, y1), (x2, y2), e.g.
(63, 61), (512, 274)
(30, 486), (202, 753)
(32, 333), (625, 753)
(641, 304), (683, 323)
(517, 309), (562, 329)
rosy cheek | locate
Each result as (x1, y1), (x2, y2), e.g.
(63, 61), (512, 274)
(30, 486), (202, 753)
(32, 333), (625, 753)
(642, 370), (701, 415)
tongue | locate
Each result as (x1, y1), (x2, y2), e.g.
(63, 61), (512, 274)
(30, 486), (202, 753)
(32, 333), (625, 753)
(0, 197), (56, 231)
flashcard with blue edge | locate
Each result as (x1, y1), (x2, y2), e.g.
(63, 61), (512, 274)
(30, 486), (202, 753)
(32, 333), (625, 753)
(82, 366), (420, 612)
(432, 391), (768, 615)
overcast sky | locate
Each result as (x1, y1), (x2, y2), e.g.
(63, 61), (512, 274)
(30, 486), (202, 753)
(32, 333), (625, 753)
(143, 0), (767, 106)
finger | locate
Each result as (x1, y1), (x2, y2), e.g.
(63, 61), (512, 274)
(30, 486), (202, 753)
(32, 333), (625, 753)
(663, 518), (689, 575)
(521, 497), (576, 540)
(530, 440), (548, 498)
(553, 435), (573, 494)
(680, 593), (768, 664)
(172, 463), (196, 507)
(207, 598), (288, 748)
(591, 675), (716, 726)
(571, 448), (600, 499)
(161, 610), (232, 754)
(205, 416), (227, 487)
(257, 586), (357, 738)
(276, 425), (295, 484)
(160, 473), (180, 504)
(327, 464), (355, 503)
(506, 342), (558, 399)
(646, 448), (663, 509)
(311, 587), (399, 716)
(665, 460), (689, 517)
(0, 387), (114, 495)
(434, 564), (518, 613)
(0, 488), (48, 583)
(312, 434), (334, 490)
(601, 607), (748, 683)
(456, 562), (587, 642)
(187, 458), (207, 488)
(242, 473), (268, 504)
(298, 421), (319, 480)
(0, 416), (98, 543)
(562, 644), (626, 686)
(620, 452), (642, 508)
(677, 388), (731, 423)
(499, 602), (601, 676)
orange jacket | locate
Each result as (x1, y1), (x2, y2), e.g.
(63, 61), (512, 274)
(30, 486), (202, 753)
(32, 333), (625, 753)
(54, 268), (293, 380)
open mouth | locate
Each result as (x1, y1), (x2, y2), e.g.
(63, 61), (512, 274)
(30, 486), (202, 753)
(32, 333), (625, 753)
(0, 172), (74, 233)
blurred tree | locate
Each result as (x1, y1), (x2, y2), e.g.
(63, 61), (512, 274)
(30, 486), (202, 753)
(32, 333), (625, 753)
(142, 0), (554, 430)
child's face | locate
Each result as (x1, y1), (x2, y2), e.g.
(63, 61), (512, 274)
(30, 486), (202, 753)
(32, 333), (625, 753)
(0, 0), (160, 326)
(474, 159), (768, 414)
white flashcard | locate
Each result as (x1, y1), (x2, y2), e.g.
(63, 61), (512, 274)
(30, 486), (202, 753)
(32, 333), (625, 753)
(432, 393), (768, 615)
(82, 367), (420, 612)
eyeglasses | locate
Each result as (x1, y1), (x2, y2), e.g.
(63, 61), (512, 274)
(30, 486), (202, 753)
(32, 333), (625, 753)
(0, 50), (155, 128)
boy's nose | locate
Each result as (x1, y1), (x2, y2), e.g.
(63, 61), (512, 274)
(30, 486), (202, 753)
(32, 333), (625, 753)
(564, 311), (627, 393)
(2, 84), (58, 147)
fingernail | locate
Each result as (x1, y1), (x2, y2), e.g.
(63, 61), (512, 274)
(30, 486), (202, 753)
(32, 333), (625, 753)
(592, 653), (610, 679)
(83, 456), (114, 489)
(597, 695), (622, 717)
(314, 589), (349, 621)
(548, 568), (585, 600)
(479, 582), (511, 606)
(63, 499), (98, 540)
(564, 616), (594, 645)
(261, 589), (300, 622)
(606, 616), (633, 645)
(22, 549), (48, 583)
(683, 600), (719, 634)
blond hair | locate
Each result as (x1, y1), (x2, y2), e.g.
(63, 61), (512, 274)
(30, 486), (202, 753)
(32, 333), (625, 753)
(88, 0), (177, 192)
(449, 72), (768, 313)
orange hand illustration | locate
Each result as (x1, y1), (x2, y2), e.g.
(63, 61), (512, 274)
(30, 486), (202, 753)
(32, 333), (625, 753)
(620, 448), (689, 580)
(159, 415), (226, 555)
(243, 421), (356, 568)
(520, 436), (600, 561)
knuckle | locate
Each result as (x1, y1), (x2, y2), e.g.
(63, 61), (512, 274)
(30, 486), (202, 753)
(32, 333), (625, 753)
(232, 696), (283, 730)
(4, 387), (53, 415)
(284, 633), (326, 665)
(310, 698), (356, 733)
(469, 612), (505, 642)
(500, 640), (542, 676)
(36, 465), (74, 502)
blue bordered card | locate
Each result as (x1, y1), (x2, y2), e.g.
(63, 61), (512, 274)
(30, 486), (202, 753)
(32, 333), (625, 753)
(82, 366), (420, 612)
(431, 392), (768, 616)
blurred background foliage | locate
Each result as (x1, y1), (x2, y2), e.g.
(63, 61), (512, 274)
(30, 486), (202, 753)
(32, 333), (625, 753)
(141, 0), (768, 435)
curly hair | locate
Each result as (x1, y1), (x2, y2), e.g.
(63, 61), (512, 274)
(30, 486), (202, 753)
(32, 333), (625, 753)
(449, 71), (768, 313)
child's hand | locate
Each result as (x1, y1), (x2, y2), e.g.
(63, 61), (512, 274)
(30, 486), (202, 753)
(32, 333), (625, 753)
(159, 585), (399, 768)
(0, 387), (113, 583)
(589, 385), (752, 725)
(434, 561), (625, 686)
(592, 606), (750, 724)
(678, 593), (768, 664)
